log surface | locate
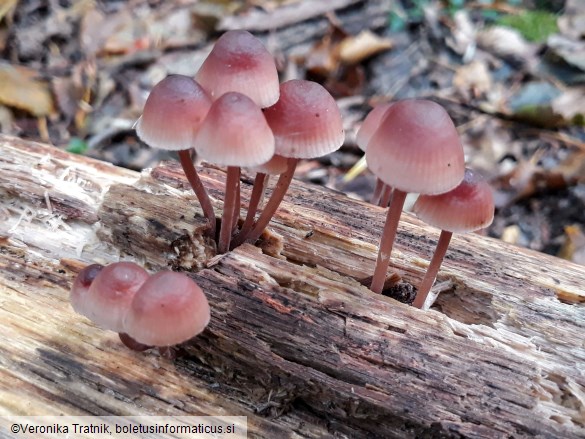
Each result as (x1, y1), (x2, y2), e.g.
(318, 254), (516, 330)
(1, 135), (584, 439)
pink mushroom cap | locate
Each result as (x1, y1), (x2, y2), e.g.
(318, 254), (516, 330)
(249, 154), (288, 175)
(355, 103), (393, 152)
(413, 168), (495, 233)
(123, 271), (211, 347)
(194, 92), (274, 167)
(366, 99), (465, 195)
(196, 30), (279, 108)
(135, 75), (212, 151)
(264, 79), (345, 159)
(71, 262), (149, 332)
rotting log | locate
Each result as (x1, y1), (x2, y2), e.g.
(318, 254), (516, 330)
(1, 134), (584, 439)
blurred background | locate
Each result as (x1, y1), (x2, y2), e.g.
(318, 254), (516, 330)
(0, 0), (583, 265)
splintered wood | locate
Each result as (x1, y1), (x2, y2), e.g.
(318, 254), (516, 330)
(1, 134), (584, 439)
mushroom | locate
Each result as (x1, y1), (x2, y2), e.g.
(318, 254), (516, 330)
(135, 75), (215, 237)
(123, 271), (210, 347)
(366, 99), (465, 294)
(412, 168), (495, 309)
(232, 79), (344, 247)
(70, 262), (149, 332)
(355, 102), (393, 206)
(194, 92), (274, 253)
(195, 30), (280, 108)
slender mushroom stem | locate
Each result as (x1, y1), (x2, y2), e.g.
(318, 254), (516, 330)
(378, 184), (393, 207)
(178, 150), (216, 238)
(370, 189), (407, 294)
(232, 158), (298, 247)
(218, 166), (240, 253)
(413, 230), (453, 309)
(231, 168), (241, 234)
(237, 172), (269, 242)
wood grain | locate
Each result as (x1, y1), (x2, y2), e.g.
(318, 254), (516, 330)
(1, 135), (584, 438)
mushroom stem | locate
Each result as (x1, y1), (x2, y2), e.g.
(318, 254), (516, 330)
(231, 168), (241, 234)
(218, 166), (239, 253)
(371, 178), (385, 205)
(378, 184), (393, 207)
(237, 172), (269, 242)
(370, 189), (407, 294)
(178, 150), (216, 238)
(413, 230), (453, 309)
(233, 158), (298, 247)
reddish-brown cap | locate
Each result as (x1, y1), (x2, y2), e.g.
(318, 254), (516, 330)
(136, 75), (212, 151)
(264, 79), (345, 159)
(413, 168), (494, 233)
(195, 30), (279, 108)
(71, 262), (149, 332)
(250, 154), (288, 175)
(366, 99), (465, 195)
(123, 272), (210, 346)
(194, 92), (274, 167)
(356, 103), (393, 152)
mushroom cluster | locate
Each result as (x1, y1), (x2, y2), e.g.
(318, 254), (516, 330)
(136, 30), (344, 254)
(70, 262), (210, 354)
(133, 30), (495, 314)
(360, 99), (494, 307)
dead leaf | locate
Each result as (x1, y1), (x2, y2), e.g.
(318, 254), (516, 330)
(338, 30), (392, 65)
(453, 60), (492, 99)
(558, 225), (585, 265)
(0, 63), (54, 116)
(477, 26), (535, 61)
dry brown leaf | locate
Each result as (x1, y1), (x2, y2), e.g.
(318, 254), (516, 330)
(338, 30), (392, 65)
(452, 60), (492, 99)
(0, 0), (18, 22)
(558, 225), (585, 265)
(0, 63), (54, 117)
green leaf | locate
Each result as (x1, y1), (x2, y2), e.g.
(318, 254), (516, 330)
(497, 10), (558, 43)
(66, 138), (89, 155)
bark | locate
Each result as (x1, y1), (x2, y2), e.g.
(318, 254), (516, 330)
(1, 135), (585, 439)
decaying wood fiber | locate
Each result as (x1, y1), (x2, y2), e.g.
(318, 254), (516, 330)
(1, 135), (584, 438)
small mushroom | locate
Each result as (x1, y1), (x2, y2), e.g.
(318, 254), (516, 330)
(123, 271), (210, 347)
(412, 168), (495, 309)
(194, 92), (275, 253)
(196, 30), (280, 108)
(233, 79), (344, 247)
(355, 102), (393, 206)
(366, 100), (465, 294)
(135, 75), (215, 237)
(70, 262), (149, 332)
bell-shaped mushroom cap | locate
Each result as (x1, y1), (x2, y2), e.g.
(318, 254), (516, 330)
(194, 92), (274, 167)
(355, 103), (393, 152)
(70, 263), (103, 314)
(135, 75), (211, 151)
(123, 272), (210, 347)
(195, 30), (279, 108)
(366, 99), (465, 195)
(249, 154), (288, 175)
(413, 168), (494, 233)
(264, 79), (345, 159)
(71, 262), (149, 332)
